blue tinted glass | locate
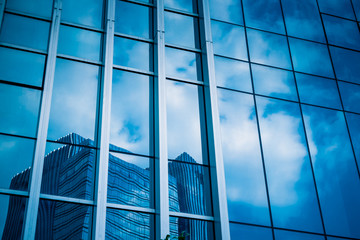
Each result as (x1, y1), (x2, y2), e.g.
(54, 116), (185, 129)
(106, 209), (153, 239)
(339, 81), (360, 113)
(0, 47), (45, 87)
(354, 1), (360, 19)
(281, 0), (325, 42)
(218, 89), (270, 226)
(5, 0), (53, 18)
(114, 37), (152, 71)
(318, 0), (355, 19)
(48, 59), (99, 141)
(170, 217), (214, 239)
(0, 195), (27, 239)
(243, 0), (284, 34)
(0, 84), (41, 138)
(247, 29), (291, 69)
(211, 21), (247, 61)
(256, 97), (323, 233)
(323, 15), (360, 51)
(230, 223), (273, 240)
(346, 113), (360, 165)
(296, 73), (342, 109)
(289, 38), (333, 78)
(302, 105), (360, 238)
(274, 229), (325, 240)
(110, 70), (151, 156)
(58, 25), (102, 61)
(214, 56), (252, 92)
(209, 0), (243, 24)
(165, 47), (202, 81)
(0, 14), (50, 51)
(165, 12), (198, 48)
(115, 1), (151, 39)
(62, 0), (104, 28)
(330, 46), (360, 84)
(164, 0), (196, 13)
(252, 64), (297, 101)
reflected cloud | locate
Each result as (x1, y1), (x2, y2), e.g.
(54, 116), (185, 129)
(209, 0), (243, 24)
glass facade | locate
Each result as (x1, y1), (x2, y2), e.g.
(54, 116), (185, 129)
(0, 0), (360, 239)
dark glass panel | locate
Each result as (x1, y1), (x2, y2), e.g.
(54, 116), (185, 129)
(0, 13), (50, 51)
(354, 1), (360, 19)
(35, 200), (93, 239)
(230, 223), (273, 240)
(164, 0), (197, 13)
(169, 217), (214, 240)
(165, 12), (198, 48)
(256, 97), (323, 233)
(330, 46), (360, 84)
(252, 64), (297, 101)
(62, 0), (104, 28)
(247, 29), (291, 69)
(302, 105), (360, 238)
(0, 84), (41, 138)
(318, 0), (355, 19)
(217, 89), (270, 226)
(274, 229), (325, 240)
(346, 112), (360, 165)
(209, 0), (243, 24)
(5, 0), (53, 18)
(48, 59), (99, 142)
(0, 47), (45, 87)
(339, 81), (360, 114)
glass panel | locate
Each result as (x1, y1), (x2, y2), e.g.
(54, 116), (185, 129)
(256, 97), (323, 233)
(0, 194), (27, 239)
(354, 1), (360, 19)
(166, 81), (206, 164)
(302, 105), (360, 238)
(318, 0), (355, 20)
(252, 64), (297, 101)
(0, 135), (35, 191)
(274, 229), (325, 240)
(211, 21), (247, 61)
(217, 89), (270, 226)
(165, 47), (202, 81)
(289, 38), (333, 78)
(106, 209), (153, 239)
(243, 0), (285, 34)
(58, 25), (102, 61)
(107, 153), (153, 208)
(0, 13), (50, 51)
(165, 12), (199, 49)
(214, 56), (252, 92)
(281, 0), (325, 42)
(168, 161), (212, 215)
(230, 223), (273, 240)
(169, 217), (214, 240)
(164, 0), (197, 13)
(330, 46), (360, 84)
(5, 0), (53, 18)
(114, 37), (152, 71)
(62, 0), (104, 28)
(346, 112), (360, 165)
(247, 29), (291, 69)
(339, 81), (360, 114)
(110, 70), (152, 156)
(0, 84), (41, 138)
(35, 200), (93, 239)
(323, 15), (360, 51)
(115, 1), (151, 39)
(48, 59), (99, 142)
(296, 73), (342, 109)
(0, 47), (45, 87)
(209, 0), (243, 24)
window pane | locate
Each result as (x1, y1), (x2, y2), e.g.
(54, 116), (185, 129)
(0, 13), (50, 51)
(170, 217), (214, 240)
(330, 46), (360, 84)
(58, 25), (102, 61)
(274, 229), (325, 240)
(0, 84), (41, 138)
(346, 113), (360, 166)
(339, 81), (360, 114)
(318, 0), (355, 19)
(247, 29), (291, 69)
(209, 0), (243, 24)
(5, 0), (53, 18)
(0, 47), (45, 87)
(164, 0), (197, 13)
(230, 223), (273, 240)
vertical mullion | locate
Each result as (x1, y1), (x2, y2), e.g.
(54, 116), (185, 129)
(92, 0), (115, 239)
(199, 0), (230, 239)
(22, 0), (62, 239)
(0, 0), (5, 29)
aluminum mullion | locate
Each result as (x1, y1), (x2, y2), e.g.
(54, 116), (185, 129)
(22, 0), (62, 239)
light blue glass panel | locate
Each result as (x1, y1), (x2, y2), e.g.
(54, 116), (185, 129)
(209, 0), (243, 24)
(164, 0), (196, 13)
(256, 97), (323, 233)
(0, 14), (50, 51)
(346, 113), (360, 165)
(0, 47), (45, 87)
(5, 0), (53, 18)
(296, 73), (342, 109)
(218, 89), (270, 226)
(318, 0), (355, 20)
(214, 56), (252, 92)
(274, 229), (325, 240)
(110, 70), (151, 156)
(0, 195), (27, 239)
(281, 0), (325, 42)
(58, 25), (102, 61)
(330, 46), (360, 84)
(339, 81), (360, 114)
(211, 21), (247, 61)
(252, 64), (297, 101)
(170, 217), (214, 240)
(62, 0), (104, 28)
(0, 84), (41, 138)
(230, 223), (273, 240)
(247, 29), (291, 69)
(289, 38), (333, 78)
(302, 105), (360, 238)
(243, 0), (285, 34)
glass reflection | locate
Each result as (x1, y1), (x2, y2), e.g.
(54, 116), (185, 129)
(346, 113), (360, 165)
(339, 81), (360, 114)
(217, 89), (270, 225)
(0, 195), (27, 239)
(256, 97), (323, 233)
(230, 223), (273, 240)
(170, 217), (214, 240)
(302, 105), (360, 238)
(5, 0), (53, 18)
(247, 29), (291, 69)
(318, 0), (355, 20)
(330, 46), (360, 84)
(209, 0), (243, 24)
(274, 229), (325, 240)
(252, 64), (297, 101)
(164, 0), (197, 13)
(62, 0), (104, 28)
